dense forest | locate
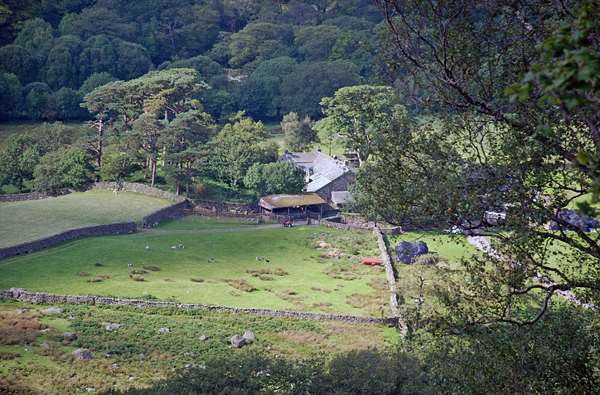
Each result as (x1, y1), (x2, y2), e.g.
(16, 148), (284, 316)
(0, 0), (387, 123)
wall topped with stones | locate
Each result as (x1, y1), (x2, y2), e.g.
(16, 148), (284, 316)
(192, 199), (258, 216)
(0, 222), (137, 261)
(373, 226), (407, 335)
(0, 288), (398, 326)
(0, 189), (71, 202)
(91, 182), (186, 203)
(142, 201), (191, 228)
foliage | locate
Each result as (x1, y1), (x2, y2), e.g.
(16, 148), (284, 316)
(33, 146), (93, 191)
(320, 85), (408, 163)
(281, 112), (318, 151)
(366, 0), (600, 325)
(209, 114), (278, 188)
(244, 161), (305, 196)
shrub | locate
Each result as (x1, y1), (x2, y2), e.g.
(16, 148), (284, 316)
(225, 279), (257, 292)
(414, 254), (448, 266)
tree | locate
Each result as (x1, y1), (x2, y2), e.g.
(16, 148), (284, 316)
(78, 72), (116, 97)
(0, 134), (40, 191)
(99, 151), (138, 182)
(294, 25), (341, 61)
(281, 112), (318, 151)
(162, 109), (215, 194)
(280, 60), (361, 118)
(228, 22), (293, 68)
(209, 114), (278, 188)
(0, 72), (22, 120)
(55, 87), (84, 120)
(24, 82), (56, 120)
(320, 85), (407, 164)
(33, 147), (93, 192)
(0, 44), (37, 83)
(44, 35), (82, 89)
(244, 161), (305, 196)
(13, 17), (53, 63)
(363, 0), (600, 325)
(235, 56), (296, 120)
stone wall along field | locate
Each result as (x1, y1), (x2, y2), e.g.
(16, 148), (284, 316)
(0, 288), (398, 326)
(142, 201), (191, 228)
(0, 222), (137, 260)
(92, 182), (186, 203)
(373, 226), (407, 335)
(0, 189), (71, 202)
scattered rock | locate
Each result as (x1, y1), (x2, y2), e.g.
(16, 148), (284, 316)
(198, 335), (209, 341)
(158, 327), (170, 334)
(43, 307), (63, 315)
(63, 332), (77, 341)
(73, 348), (93, 361)
(105, 323), (121, 332)
(317, 241), (331, 249)
(41, 341), (50, 350)
(242, 330), (256, 344)
(549, 209), (600, 232)
(111, 363), (119, 369)
(230, 335), (246, 348)
(85, 387), (96, 392)
(395, 241), (429, 264)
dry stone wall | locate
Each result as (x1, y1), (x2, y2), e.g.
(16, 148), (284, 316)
(0, 288), (397, 326)
(142, 201), (191, 228)
(0, 223), (137, 260)
(0, 189), (71, 202)
(373, 226), (407, 335)
(92, 182), (186, 203)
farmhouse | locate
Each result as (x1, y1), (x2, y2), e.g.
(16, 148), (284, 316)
(258, 193), (327, 218)
(281, 150), (355, 202)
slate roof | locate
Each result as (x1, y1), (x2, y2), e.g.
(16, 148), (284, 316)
(282, 151), (351, 192)
(259, 193), (327, 210)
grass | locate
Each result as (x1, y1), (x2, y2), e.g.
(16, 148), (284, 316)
(0, 191), (170, 248)
(0, 300), (397, 394)
(386, 231), (479, 319)
(0, 217), (388, 317)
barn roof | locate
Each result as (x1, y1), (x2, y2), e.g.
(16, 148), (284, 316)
(282, 150), (351, 192)
(259, 193), (327, 210)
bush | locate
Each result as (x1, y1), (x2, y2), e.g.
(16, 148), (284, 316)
(244, 161), (305, 195)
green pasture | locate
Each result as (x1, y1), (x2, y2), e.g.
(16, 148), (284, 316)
(386, 231), (479, 318)
(0, 191), (170, 248)
(0, 217), (388, 317)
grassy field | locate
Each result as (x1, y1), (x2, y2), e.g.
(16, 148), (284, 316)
(0, 217), (388, 317)
(386, 231), (478, 320)
(0, 191), (170, 248)
(0, 300), (397, 394)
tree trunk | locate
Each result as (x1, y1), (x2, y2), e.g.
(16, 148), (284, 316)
(151, 158), (157, 187)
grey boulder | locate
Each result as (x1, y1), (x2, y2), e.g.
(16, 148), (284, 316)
(242, 330), (256, 344)
(230, 335), (247, 348)
(396, 241), (429, 264)
(43, 307), (64, 315)
(73, 348), (93, 361)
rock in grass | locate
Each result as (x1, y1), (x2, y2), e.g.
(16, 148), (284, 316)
(242, 330), (256, 344)
(105, 323), (121, 332)
(158, 327), (170, 334)
(43, 307), (63, 315)
(73, 348), (93, 361)
(230, 335), (246, 348)
(198, 335), (209, 341)
(63, 332), (77, 341)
